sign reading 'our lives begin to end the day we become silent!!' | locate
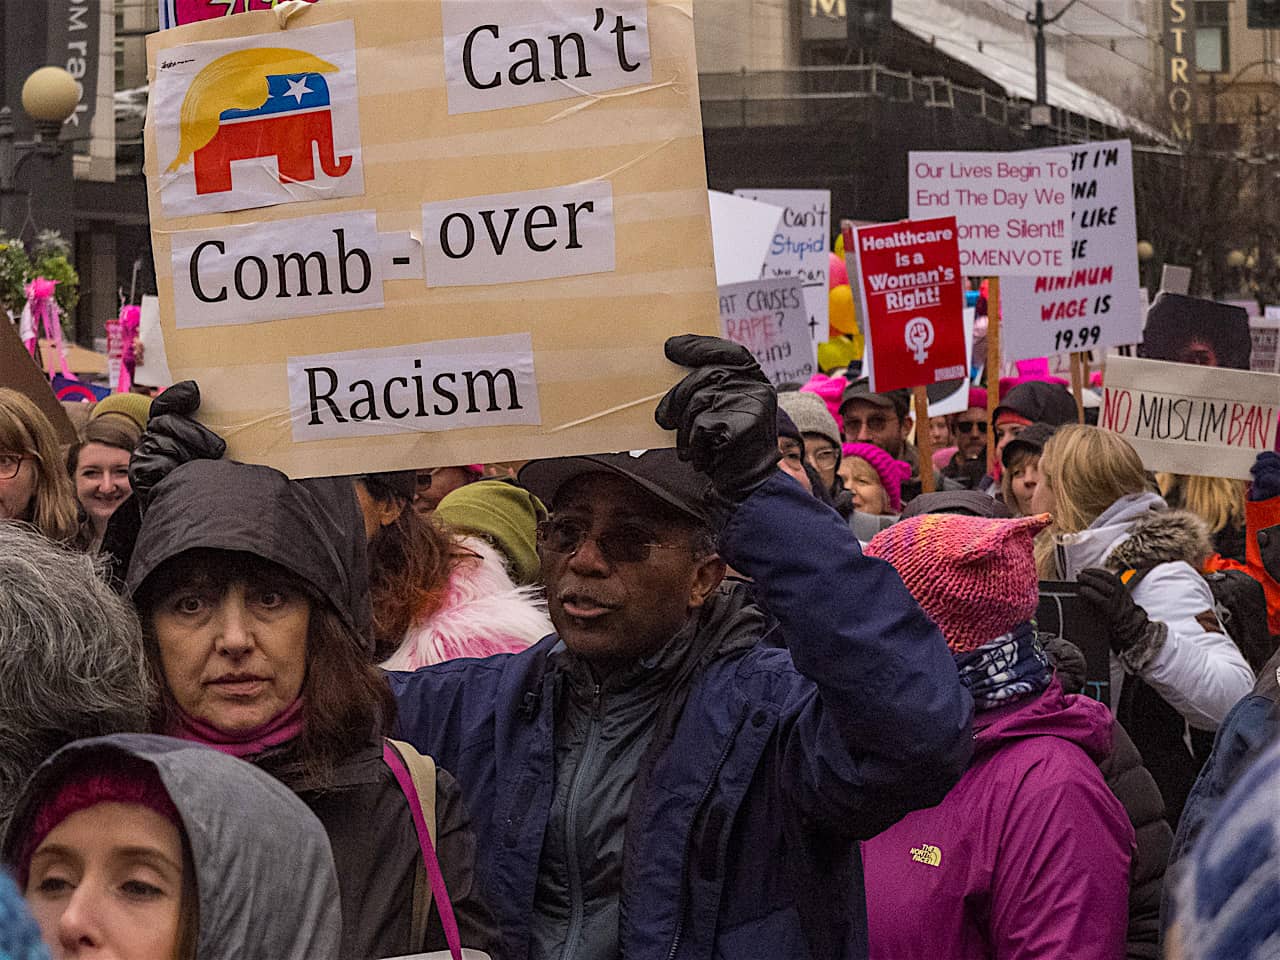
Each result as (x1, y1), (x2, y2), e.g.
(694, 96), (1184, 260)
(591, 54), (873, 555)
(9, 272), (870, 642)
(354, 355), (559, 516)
(144, 0), (720, 479)
(907, 150), (1072, 277)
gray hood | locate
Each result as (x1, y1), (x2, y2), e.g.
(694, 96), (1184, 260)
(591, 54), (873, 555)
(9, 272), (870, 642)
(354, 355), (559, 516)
(2, 734), (341, 960)
(1053, 491), (1166, 579)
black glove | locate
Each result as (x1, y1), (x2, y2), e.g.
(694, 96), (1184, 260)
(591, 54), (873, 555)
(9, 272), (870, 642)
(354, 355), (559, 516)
(1077, 567), (1166, 671)
(129, 381), (226, 507)
(654, 335), (778, 505)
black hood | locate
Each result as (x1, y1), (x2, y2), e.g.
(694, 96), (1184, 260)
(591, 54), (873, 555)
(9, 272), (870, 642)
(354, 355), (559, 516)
(126, 459), (371, 642)
(993, 380), (1078, 427)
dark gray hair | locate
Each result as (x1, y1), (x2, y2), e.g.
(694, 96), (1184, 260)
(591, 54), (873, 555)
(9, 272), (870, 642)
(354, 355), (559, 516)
(0, 524), (154, 835)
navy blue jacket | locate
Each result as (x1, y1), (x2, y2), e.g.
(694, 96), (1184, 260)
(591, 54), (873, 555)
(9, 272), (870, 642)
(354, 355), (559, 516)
(389, 473), (973, 960)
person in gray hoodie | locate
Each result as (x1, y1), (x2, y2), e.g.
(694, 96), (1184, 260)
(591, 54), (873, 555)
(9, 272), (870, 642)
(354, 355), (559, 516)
(2, 733), (341, 960)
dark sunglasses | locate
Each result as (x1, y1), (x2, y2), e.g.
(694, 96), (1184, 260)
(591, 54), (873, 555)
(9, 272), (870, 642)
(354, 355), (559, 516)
(956, 420), (988, 435)
(537, 518), (683, 564)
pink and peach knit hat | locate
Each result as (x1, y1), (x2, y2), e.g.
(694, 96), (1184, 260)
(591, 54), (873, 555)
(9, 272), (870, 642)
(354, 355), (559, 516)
(841, 442), (912, 513)
(865, 512), (1052, 653)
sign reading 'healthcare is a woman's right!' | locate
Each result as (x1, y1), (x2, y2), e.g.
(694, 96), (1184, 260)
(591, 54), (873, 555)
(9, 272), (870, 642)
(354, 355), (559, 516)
(851, 217), (968, 393)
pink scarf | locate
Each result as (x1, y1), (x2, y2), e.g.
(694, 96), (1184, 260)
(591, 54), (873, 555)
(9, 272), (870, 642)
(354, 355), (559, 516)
(169, 698), (305, 758)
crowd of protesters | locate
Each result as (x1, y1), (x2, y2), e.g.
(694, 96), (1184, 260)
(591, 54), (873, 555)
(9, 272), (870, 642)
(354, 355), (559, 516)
(1, 319), (1279, 960)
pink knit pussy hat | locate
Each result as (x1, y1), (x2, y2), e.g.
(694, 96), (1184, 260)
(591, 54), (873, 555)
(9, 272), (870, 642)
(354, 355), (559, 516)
(800, 373), (847, 424)
(865, 513), (1052, 653)
(841, 442), (912, 513)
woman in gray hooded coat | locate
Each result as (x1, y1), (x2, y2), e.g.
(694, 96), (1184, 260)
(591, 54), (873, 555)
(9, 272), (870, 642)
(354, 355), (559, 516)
(2, 733), (342, 960)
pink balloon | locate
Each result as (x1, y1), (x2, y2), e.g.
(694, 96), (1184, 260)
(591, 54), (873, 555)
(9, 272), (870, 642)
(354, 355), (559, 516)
(829, 251), (847, 289)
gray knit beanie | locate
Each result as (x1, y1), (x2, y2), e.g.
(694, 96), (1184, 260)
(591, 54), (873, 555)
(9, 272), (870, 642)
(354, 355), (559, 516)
(777, 390), (840, 447)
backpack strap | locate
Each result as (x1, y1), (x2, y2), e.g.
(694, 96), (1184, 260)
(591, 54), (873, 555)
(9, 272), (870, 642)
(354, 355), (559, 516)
(384, 739), (461, 960)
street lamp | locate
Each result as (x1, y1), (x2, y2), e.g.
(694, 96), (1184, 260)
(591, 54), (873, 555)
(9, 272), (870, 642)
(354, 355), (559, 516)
(1227, 249), (1247, 268)
(0, 66), (79, 198)
(1137, 241), (1155, 262)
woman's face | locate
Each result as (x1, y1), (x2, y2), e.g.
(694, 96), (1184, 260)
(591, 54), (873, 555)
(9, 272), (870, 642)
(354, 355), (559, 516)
(152, 577), (310, 733)
(928, 417), (952, 448)
(0, 450), (38, 521)
(26, 803), (184, 960)
(840, 456), (889, 515)
(75, 444), (132, 528)
(1029, 455), (1056, 516)
(1009, 457), (1042, 516)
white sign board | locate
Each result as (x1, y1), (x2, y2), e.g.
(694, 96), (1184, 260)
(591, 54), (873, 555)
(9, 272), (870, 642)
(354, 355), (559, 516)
(1000, 141), (1141, 360)
(718, 276), (814, 386)
(1252, 315), (1280, 374)
(133, 295), (173, 387)
(1101, 356), (1280, 480)
(708, 190), (783, 286)
(908, 150), (1071, 276)
(733, 189), (830, 348)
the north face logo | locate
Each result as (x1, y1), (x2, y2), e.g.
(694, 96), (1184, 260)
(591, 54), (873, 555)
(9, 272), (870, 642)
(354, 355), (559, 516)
(910, 843), (942, 867)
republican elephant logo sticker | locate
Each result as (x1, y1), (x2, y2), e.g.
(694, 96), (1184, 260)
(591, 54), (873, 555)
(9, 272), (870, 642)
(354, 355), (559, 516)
(153, 21), (364, 217)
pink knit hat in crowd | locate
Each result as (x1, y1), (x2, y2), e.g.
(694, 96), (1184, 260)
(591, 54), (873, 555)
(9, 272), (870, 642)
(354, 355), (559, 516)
(841, 442), (912, 513)
(865, 512), (1052, 653)
(800, 373), (848, 424)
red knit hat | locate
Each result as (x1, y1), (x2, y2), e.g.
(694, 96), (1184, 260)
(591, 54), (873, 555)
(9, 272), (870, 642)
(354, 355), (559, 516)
(17, 756), (181, 886)
(865, 513), (1052, 653)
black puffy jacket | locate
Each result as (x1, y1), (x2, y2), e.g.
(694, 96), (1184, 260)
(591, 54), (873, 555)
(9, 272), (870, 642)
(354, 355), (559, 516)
(1043, 636), (1173, 960)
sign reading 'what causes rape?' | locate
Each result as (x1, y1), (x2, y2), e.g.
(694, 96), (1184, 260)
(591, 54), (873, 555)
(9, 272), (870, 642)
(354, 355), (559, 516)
(145, 0), (718, 478)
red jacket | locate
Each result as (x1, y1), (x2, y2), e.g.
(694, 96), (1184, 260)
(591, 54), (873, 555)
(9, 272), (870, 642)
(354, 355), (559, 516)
(1204, 497), (1280, 635)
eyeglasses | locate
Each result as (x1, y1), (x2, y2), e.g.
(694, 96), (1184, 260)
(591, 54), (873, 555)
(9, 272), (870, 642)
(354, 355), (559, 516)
(808, 448), (839, 467)
(537, 518), (684, 564)
(955, 420), (988, 435)
(843, 414), (894, 434)
(0, 453), (31, 481)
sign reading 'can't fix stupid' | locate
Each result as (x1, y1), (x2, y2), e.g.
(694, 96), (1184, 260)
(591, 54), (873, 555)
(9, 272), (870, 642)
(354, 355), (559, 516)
(144, 0), (719, 478)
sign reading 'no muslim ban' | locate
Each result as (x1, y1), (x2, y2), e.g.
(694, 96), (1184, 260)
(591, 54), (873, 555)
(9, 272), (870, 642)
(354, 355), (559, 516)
(852, 217), (968, 393)
(145, 0), (719, 478)
(1102, 356), (1280, 481)
(908, 151), (1072, 276)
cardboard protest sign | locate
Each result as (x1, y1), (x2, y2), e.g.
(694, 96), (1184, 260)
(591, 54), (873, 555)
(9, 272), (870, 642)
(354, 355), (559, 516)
(1037, 582), (1111, 704)
(0, 320), (76, 445)
(1101, 356), (1280, 480)
(852, 217), (968, 392)
(718, 277), (813, 387)
(145, 0), (719, 479)
(1140, 293), (1252, 370)
(160, 0), (320, 30)
(708, 191), (783, 286)
(908, 151), (1071, 276)
(1001, 141), (1142, 361)
(732, 189), (830, 348)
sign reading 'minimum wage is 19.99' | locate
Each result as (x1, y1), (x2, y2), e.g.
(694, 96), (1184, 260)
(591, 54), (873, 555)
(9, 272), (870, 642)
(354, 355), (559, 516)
(145, 0), (718, 479)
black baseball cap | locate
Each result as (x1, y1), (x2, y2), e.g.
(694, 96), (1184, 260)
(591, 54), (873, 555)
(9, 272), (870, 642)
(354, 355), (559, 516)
(839, 379), (911, 419)
(518, 449), (713, 526)
(1001, 421), (1059, 469)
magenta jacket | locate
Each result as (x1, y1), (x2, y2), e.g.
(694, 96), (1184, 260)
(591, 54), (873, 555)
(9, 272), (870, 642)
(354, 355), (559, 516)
(862, 678), (1134, 960)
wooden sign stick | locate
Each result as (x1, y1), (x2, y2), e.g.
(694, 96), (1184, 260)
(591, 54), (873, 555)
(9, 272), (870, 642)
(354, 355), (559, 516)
(1069, 352), (1086, 423)
(913, 385), (936, 494)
